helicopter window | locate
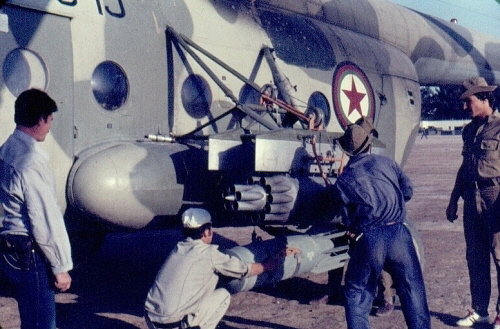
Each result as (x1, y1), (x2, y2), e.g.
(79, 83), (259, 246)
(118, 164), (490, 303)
(181, 74), (212, 119)
(91, 61), (128, 111)
(231, 84), (262, 125)
(3, 48), (48, 97)
(239, 84), (261, 105)
(307, 91), (331, 127)
(260, 11), (335, 70)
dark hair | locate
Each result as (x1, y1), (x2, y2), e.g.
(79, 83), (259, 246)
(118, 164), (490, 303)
(183, 222), (212, 239)
(15, 89), (57, 127)
(475, 91), (495, 108)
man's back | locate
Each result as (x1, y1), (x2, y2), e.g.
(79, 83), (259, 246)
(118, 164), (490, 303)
(0, 130), (53, 233)
(334, 153), (412, 233)
(0, 89), (72, 329)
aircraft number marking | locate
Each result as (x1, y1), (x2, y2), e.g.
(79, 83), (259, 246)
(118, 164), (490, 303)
(57, 0), (126, 17)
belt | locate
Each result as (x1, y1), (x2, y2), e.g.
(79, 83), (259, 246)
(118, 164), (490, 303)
(151, 322), (200, 329)
(464, 177), (500, 190)
(151, 321), (181, 329)
(357, 220), (401, 235)
(0, 234), (33, 252)
(145, 313), (182, 329)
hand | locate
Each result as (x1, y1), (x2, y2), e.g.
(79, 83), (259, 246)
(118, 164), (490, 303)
(262, 247), (300, 272)
(446, 202), (458, 222)
(54, 272), (72, 292)
(285, 247), (300, 257)
(346, 231), (363, 243)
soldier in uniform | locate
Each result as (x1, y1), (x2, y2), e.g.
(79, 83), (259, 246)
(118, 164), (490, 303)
(446, 77), (500, 328)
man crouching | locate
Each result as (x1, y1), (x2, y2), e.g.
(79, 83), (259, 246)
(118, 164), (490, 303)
(145, 208), (280, 329)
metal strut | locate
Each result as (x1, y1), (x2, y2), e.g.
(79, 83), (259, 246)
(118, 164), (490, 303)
(167, 27), (278, 132)
(165, 27), (341, 183)
(166, 27), (315, 136)
(310, 135), (330, 186)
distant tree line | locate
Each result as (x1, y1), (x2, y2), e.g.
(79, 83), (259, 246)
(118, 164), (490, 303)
(420, 85), (500, 120)
(420, 85), (467, 120)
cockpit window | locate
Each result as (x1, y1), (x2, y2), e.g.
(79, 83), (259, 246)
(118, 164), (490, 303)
(91, 61), (128, 111)
(3, 48), (47, 97)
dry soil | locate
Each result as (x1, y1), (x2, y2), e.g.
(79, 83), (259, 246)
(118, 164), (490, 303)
(0, 135), (493, 329)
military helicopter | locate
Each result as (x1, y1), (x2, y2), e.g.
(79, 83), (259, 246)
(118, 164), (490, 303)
(1, 0), (500, 290)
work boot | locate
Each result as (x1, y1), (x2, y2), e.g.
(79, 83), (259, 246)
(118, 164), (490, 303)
(456, 310), (489, 327)
(375, 300), (394, 317)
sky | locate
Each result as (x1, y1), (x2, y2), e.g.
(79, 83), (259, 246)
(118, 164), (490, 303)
(386, 0), (500, 38)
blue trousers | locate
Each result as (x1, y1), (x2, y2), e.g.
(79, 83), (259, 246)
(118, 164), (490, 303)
(344, 223), (430, 329)
(0, 247), (56, 329)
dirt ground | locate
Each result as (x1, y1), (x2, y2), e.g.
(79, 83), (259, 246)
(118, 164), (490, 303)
(0, 134), (496, 329)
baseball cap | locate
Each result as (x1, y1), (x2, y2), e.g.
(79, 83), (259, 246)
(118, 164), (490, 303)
(182, 208), (212, 228)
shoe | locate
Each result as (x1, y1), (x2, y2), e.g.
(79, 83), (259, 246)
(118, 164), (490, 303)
(456, 311), (489, 327)
(493, 315), (500, 329)
(375, 301), (394, 317)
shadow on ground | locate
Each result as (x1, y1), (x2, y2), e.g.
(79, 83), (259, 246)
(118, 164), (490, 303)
(0, 229), (306, 329)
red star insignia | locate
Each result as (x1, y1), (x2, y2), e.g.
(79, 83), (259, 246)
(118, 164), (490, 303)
(343, 77), (366, 116)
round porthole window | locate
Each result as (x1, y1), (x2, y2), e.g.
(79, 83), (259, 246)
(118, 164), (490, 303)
(3, 48), (47, 97)
(239, 84), (261, 105)
(307, 91), (331, 127)
(91, 61), (128, 111)
(235, 84), (262, 124)
(181, 74), (212, 119)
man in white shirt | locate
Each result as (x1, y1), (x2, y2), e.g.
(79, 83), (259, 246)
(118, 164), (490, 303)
(145, 208), (281, 329)
(0, 89), (73, 329)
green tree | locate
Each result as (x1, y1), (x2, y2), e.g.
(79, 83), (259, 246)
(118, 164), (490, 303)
(420, 85), (467, 120)
(421, 84), (500, 120)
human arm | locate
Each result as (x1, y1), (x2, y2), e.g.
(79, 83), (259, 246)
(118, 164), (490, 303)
(328, 182), (350, 227)
(247, 259), (276, 277)
(446, 165), (465, 222)
(397, 165), (413, 202)
(247, 262), (266, 277)
(23, 164), (73, 275)
(214, 245), (293, 278)
(246, 247), (297, 277)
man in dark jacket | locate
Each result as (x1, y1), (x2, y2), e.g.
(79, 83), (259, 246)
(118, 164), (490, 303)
(331, 117), (430, 329)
